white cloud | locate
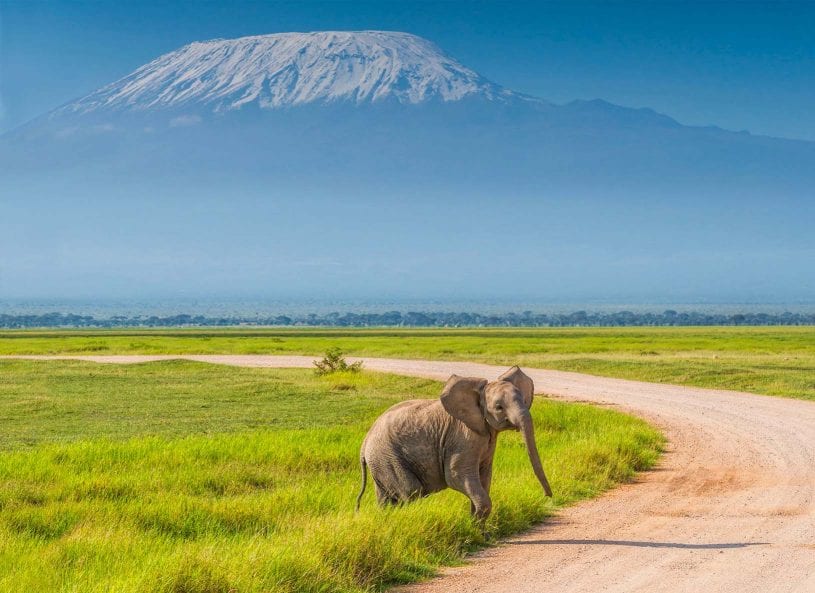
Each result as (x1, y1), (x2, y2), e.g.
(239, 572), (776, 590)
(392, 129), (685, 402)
(169, 114), (202, 128)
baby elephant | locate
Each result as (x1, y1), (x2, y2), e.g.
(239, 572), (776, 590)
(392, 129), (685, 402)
(356, 366), (552, 520)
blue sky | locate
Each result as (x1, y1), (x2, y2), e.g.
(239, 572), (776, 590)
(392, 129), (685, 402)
(1, 0), (814, 140)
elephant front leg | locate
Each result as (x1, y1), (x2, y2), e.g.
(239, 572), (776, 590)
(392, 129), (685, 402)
(461, 474), (493, 540)
(469, 462), (493, 517)
(458, 473), (492, 521)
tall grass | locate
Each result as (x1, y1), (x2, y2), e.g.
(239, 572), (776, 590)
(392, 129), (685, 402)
(0, 361), (662, 592)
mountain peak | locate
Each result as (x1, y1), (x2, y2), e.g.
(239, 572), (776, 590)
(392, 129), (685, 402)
(60, 30), (514, 115)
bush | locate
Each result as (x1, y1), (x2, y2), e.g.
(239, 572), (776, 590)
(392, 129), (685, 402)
(313, 348), (363, 376)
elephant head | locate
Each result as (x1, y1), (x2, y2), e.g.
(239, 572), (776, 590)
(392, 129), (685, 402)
(441, 367), (553, 497)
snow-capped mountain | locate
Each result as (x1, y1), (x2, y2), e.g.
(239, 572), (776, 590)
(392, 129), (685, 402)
(2, 30), (813, 302)
(5, 29), (813, 194)
(57, 31), (517, 116)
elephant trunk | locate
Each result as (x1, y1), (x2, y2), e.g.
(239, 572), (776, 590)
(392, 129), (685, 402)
(515, 409), (553, 497)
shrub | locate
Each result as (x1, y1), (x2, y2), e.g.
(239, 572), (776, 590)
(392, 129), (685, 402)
(313, 348), (363, 376)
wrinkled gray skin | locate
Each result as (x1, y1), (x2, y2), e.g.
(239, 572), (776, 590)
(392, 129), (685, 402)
(356, 367), (552, 521)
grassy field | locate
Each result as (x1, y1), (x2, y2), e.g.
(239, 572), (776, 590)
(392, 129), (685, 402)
(0, 359), (662, 593)
(1, 326), (814, 399)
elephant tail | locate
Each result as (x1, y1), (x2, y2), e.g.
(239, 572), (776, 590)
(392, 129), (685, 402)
(355, 454), (368, 512)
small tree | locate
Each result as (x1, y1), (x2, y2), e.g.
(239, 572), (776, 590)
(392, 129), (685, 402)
(313, 348), (363, 376)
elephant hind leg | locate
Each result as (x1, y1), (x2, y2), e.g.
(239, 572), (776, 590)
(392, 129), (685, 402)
(374, 483), (399, 506)
(372, 476), (394, 506)
(396, 470), (427, 502)
(372, 471), (425, 506)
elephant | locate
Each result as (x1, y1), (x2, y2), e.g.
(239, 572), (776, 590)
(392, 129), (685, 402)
(355, 366), (552, 521)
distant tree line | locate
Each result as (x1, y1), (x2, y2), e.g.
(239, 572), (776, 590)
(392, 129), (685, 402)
(1, 310), (814, 329)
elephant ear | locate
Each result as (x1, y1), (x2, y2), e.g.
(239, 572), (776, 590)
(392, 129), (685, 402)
(498, 366), (535, 408)
(440, 375), (489, 436)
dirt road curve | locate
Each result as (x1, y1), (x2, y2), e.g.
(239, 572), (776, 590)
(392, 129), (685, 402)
(6, 354), (815, 592)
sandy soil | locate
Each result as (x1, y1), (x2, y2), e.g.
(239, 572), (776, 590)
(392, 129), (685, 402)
(5, 354), (815, 592)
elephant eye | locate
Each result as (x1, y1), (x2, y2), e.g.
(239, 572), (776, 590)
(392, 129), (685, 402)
(495, 404), (503, 411)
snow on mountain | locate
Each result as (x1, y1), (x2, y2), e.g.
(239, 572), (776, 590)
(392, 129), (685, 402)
(59, 31), (517, 115)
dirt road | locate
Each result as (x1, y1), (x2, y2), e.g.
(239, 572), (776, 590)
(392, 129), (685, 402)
(6, 354), (815, 592)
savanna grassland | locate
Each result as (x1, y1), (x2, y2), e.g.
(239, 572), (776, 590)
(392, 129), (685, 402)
(1, 326), (813, 399)
(0, 359), (662, 593)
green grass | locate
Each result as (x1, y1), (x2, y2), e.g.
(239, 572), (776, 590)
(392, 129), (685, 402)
(0, 360), (662, 593)
(1, 326), (814, 399)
